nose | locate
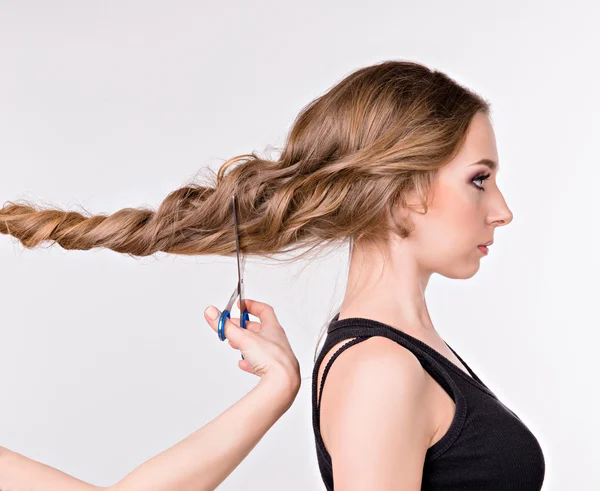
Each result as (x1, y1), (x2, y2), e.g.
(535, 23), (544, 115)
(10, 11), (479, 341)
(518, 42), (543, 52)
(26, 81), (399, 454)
(487, 191), (514, 228)
(494, 208), (513, 227)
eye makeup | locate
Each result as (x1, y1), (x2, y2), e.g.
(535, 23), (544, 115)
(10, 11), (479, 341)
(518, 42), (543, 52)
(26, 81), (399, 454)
(471, 172), (491, 191)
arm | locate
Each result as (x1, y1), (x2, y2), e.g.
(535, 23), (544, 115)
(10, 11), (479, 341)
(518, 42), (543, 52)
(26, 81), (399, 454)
(110, 373), (299, 491)
(0, 375), (299, 491)
(320, 337), (434, 490)
(1, 298), (300, 491)
(0, 445), (102, 491)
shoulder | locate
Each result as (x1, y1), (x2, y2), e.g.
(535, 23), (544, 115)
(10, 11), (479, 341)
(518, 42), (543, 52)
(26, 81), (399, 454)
(321, 334), (429, 384)
(319, 335), (434, 487)
(319, 335), (433, 439)
(320, 335), (430, 409)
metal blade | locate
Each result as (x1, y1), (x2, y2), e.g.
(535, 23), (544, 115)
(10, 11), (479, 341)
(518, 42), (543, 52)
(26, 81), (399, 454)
(223, 283), (238, 313)
(232, 195), (246, 315)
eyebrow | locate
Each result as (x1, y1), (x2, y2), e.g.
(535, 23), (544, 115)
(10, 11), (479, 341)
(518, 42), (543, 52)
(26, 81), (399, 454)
(469, 158), (500, 173)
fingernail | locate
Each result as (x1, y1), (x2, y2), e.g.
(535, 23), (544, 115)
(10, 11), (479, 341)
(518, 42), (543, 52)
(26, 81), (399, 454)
(205, 305), (219, 320)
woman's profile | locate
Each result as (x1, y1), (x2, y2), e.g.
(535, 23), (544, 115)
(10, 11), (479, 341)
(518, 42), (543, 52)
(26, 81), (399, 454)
(0, 59), (545, 490)
(310, 63), (544, 491)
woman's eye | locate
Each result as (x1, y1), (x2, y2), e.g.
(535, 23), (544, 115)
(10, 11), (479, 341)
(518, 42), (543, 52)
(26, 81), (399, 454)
(472, 173), (491, 191)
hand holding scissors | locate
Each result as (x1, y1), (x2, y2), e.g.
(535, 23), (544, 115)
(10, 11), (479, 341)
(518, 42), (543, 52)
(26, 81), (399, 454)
(204, 297), (301, 386)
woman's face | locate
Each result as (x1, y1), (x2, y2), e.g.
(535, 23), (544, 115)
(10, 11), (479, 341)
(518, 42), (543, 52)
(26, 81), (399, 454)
(405, 112), (513, 279)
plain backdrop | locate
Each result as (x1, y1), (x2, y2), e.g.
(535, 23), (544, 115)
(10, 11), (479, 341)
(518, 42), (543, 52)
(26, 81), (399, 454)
(1, 1), (598, 490)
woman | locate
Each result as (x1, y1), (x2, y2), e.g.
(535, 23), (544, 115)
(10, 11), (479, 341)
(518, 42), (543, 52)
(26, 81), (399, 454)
(309, 63), (545, 490)
(1, 59), (546, 490)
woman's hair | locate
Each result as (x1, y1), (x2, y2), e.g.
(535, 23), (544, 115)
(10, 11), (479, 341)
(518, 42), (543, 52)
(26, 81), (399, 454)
(0, 59), (491, 363)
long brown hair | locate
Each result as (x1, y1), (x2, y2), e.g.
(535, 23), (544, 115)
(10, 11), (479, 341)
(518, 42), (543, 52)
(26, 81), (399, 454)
(0, 59), (491, 363)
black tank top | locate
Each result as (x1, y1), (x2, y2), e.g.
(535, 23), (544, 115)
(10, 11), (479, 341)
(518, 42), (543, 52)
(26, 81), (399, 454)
(312, 314), (546, 490)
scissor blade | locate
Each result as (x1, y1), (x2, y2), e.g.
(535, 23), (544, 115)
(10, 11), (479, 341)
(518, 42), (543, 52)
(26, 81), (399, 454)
(223, 283), (239, 313)
(232, 195), (246, 315)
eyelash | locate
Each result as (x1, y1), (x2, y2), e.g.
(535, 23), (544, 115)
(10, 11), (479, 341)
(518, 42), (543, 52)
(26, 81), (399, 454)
(471, 173), (491, 191)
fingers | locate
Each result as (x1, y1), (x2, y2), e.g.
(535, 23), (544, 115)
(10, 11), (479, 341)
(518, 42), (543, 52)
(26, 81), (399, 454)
(204, 305), (244, 343)
(232, 317), (262, 333)
(237, 297), (278, 326)
(238, 358), (255, 374)
(204, 298), (277, 343)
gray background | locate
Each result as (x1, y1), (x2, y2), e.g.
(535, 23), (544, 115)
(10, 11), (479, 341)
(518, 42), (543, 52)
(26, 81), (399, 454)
(1, 1), (598, 489)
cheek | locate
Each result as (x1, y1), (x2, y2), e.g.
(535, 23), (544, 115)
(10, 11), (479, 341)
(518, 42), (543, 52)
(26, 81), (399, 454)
(419, 184), (478, 250)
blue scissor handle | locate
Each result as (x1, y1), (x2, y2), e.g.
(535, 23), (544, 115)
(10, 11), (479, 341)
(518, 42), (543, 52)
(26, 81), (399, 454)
(218, 309), (250, 360)
(218, 309), (249, 340)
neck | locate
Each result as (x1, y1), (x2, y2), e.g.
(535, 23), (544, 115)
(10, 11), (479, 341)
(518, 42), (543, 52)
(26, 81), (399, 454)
(339, 240), (437, 335)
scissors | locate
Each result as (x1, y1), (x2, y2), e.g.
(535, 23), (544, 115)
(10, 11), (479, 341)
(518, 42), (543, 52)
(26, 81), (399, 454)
(217, 195), (250, 358)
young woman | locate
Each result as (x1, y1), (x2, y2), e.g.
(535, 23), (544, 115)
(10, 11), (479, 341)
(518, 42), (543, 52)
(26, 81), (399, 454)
(309, 63), (545, 490)
(1, 59), (546, 490)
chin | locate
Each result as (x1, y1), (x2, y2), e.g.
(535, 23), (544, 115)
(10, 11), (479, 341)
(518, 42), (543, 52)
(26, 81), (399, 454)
(438, 260), (481, 280)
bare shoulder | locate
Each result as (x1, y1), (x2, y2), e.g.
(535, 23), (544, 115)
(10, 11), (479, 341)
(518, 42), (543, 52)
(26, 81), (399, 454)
(345, 335), (426, 365)
(319, 336), (431, 419)
(319, 335), (435, 489)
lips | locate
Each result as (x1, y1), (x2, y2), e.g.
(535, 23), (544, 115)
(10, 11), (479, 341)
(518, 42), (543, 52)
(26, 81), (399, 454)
(479, 240), (494, 246)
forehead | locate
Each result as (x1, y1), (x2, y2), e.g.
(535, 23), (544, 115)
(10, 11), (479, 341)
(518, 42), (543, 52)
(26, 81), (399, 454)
(446, 112), (499, 172)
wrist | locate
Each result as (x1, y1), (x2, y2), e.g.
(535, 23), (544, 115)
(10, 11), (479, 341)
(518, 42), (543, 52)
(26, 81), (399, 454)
(259, 369), (301, 406)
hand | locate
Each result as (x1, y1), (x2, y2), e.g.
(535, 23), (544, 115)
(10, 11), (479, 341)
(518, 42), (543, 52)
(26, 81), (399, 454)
(204, 298), (301, 396)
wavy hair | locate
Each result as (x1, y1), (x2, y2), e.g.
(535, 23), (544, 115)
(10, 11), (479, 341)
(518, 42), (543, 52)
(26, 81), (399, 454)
(0, 59), (491, 363)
